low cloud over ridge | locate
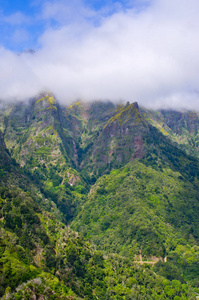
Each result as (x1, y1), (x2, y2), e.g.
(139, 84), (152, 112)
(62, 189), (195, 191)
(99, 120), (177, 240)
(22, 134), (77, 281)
(1, 0), (199, 109)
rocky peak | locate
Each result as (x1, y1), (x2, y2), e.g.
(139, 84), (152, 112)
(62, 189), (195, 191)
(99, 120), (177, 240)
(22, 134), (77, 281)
(132, 101), (139, 110)
(125, 101), (139, 110)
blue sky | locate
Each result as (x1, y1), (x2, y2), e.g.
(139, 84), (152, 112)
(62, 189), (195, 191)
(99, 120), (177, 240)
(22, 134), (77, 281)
(0, 0), (141, 52)
(0, 0), (42, 51)
(1, 0), (199, 110)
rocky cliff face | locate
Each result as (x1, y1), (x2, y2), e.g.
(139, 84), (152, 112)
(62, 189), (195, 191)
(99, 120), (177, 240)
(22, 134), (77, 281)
(3, 98), (199, 177)
(80, 102), (149, 174)
(160, 110), (199, 134)
(140, 107), (199, 159)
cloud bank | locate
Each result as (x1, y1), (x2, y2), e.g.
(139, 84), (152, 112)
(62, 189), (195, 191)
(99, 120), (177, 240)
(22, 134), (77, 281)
(1, 0), (199, 109)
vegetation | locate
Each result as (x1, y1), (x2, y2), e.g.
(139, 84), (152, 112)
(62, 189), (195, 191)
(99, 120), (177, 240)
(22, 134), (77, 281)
(0, 184), (196, 299)
(141, 107), (199, 160)
(1, 98), (199, 298)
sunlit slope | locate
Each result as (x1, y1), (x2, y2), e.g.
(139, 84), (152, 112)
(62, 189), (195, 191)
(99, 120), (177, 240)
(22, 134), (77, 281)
(72, 159), (199, 258)
(0, 138), (195, 299)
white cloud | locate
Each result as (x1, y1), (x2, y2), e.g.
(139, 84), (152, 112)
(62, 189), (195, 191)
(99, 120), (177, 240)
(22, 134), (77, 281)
(0, 48), (41, 100)
(1, 0), (199, 109)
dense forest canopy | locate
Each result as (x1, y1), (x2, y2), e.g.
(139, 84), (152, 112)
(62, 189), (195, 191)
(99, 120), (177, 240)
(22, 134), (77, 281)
(0, 96), (199, 299)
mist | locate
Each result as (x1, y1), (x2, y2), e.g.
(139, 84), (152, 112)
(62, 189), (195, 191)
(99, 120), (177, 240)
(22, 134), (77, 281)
(1, 0), (199, 109)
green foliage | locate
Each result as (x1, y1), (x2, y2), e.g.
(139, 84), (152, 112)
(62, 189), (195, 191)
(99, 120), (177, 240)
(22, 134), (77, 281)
(154, 244), (199, 288)
(103, 255), (195, 299)
(2, 99), (199, 299)
(73, 160), (199, 261)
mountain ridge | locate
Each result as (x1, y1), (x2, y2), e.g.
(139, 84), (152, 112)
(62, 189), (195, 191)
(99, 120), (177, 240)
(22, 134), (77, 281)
(1, 97), (199, 298)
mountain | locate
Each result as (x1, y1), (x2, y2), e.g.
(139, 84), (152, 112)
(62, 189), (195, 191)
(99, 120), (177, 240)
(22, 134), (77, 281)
(141, 107), (199, 159)
(1, 96), (199, 298)
(1, 132), (196, 299)
(72, 159), (199, 257)
(1, 94), (89, 223)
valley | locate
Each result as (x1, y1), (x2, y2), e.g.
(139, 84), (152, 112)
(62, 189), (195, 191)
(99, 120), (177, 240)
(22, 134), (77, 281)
(0, 94), (199, 299)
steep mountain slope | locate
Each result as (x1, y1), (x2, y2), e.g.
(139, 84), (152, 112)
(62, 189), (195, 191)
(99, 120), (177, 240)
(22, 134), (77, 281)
(1, 98), (199, 297)
(79, 102), (147, 174)
(3, 93), (78, 169)
(1, 133), (196, 299)
(1, 95), (89, 223)
(0, 187), (106, 298)
(141, 107), (199, 159)
(76, 101), (199, 186)
(72, 160), (199, 290)
(3, 97), (199, 179)
(73, 159), (197, 252)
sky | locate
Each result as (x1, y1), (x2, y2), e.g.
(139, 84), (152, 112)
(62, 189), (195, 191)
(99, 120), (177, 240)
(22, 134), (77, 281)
(1, 0), (199, 109)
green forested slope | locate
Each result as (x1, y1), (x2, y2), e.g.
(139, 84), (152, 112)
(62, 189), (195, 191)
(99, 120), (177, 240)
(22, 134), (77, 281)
(0, 186), (105, 299)
(1, 98), (199, 299)
(72, 160), (199, 255)
(72, 160), (199, 292)
(1, 144), (196, 299)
